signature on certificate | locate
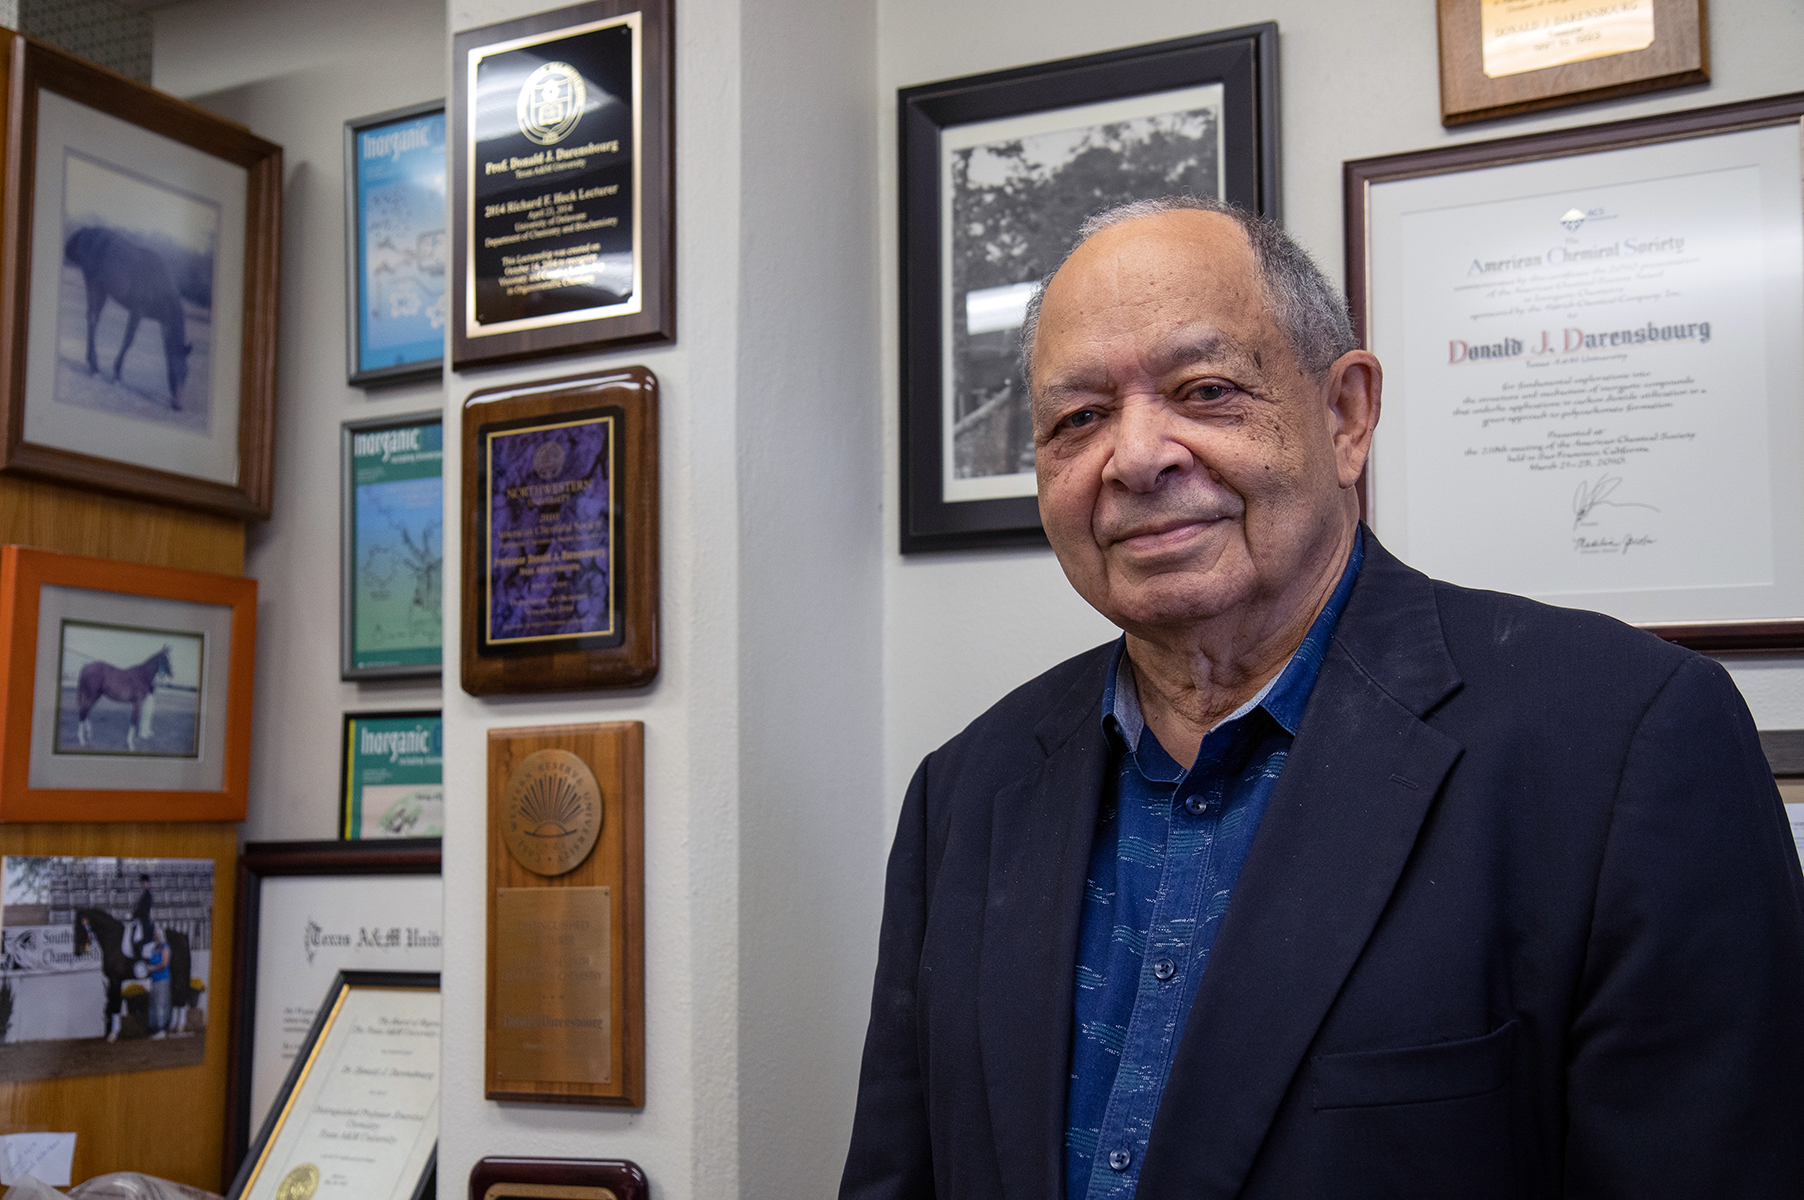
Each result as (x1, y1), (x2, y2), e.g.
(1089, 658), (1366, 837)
(1572, 473), (1660, 531)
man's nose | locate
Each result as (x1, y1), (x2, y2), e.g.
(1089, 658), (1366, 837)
(1102, 397), (1193, 492)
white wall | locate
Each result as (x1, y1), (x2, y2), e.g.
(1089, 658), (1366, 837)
(875, 0), (1804, 822)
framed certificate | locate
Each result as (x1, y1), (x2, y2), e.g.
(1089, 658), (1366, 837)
(340, 711), (443, 839)
(1346, 92), (1804, 650)
(345, 102), (447, 386)
(227, 970), (440, 1200)
(450, 0), (674, 369)
(460, 367), (658, 694)
(341, 412), (444, 680)
(898, 24), (1279, 551)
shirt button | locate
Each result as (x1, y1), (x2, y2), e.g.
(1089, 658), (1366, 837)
(1184, 794), (1206, 816)
(1108, 1149), (1131, 1171)
(1152, 958), (1176, 981)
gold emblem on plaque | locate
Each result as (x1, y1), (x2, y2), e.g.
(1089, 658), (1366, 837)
(276, 1164), (320, 1200)
(502, 749), (603, 876)
(516, 61), (586, 145)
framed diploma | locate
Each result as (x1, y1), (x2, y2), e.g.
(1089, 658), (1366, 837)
(460, 367), (658, 694)
(341, 412), (444, 680)
(1436, 0), (1708, 127)
(468, 1157), (648, 1200)
(227, 970), (440, 1200)
(450, 0), (674, 370)
(485, 722), (644, 1106)
(1346, 92), (1804, 650)
(899, 24), (1279, 551)
(345, 102), (448, 386)
(225, 840), (442, 1178)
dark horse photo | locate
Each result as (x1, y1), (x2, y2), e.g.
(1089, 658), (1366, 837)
(63, 226), (192, 409)
(72, 644), (172, 753)
(73, 908), (194, 1042)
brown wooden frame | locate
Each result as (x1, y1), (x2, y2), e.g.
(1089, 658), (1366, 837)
(469, 1157), (648, 1200)
(461, 367), (658, 694)
(0, 33), (281, 518)
(486, 722), (644, 1106)
(1345, 91), (1804, 652)
(0, 544), (257, 820)
(450, 0), (674, 369)
(1437, 0), (1708, 126)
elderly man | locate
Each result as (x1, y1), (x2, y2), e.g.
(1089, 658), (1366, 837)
(841, 198), (1804, 1199)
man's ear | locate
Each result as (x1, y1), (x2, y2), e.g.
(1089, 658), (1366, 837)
(1324, 350), (1382, 490)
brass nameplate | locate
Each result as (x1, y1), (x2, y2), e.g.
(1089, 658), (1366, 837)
(494, 886), (612, 1083)
(1481, 0), (1654, 79)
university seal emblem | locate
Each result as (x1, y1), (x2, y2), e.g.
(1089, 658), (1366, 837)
(516, 61), (587, 146)
(502, 748), (604, 876)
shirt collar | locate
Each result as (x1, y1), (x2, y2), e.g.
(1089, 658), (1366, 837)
(1102, 535), (1365, 751)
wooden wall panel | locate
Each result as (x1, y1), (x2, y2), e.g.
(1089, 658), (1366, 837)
(0, 821), (238, 1191)
(0, 475), (244, 574)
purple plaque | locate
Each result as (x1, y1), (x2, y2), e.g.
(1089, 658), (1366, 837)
(482, 409), (619, 647)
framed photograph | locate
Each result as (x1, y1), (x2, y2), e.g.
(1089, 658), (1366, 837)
(460, 367), (658, 694)
(470, 1157), (648, 1200)
(224, 840), (441, 1178)
(228, 970), (439, 1200)
(1436, 0), (1708, 127)
(897, 25), (1279, 552)
(345, 102), (447, 386)
(1, 854), (215, 1080)
(1346, 92), (1804, 651)
(0, 546), (255, 821)
(450, 0), (674, 370)
(340, 711), (443, 839)
(0, 34), (281, 519)
(341, 411), (444, 680)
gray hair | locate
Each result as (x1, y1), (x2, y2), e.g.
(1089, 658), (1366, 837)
(1017, 196), (1356, 386)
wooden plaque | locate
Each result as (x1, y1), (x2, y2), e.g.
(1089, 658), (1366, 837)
(468, 1157), (647, 1200)
(485, 722), (643, 1105)
(1437, 0), (1708, 126)
(460, 367), (658, 695)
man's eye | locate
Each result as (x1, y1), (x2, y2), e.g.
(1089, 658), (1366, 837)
(1190, 384), (1230, 402)
(1062, 409), (1099, 430)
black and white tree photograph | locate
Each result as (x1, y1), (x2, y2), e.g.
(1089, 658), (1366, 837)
(942, 88), (1223, 500)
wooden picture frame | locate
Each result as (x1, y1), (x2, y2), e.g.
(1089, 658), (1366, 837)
(451, 0), (674, 369)
(340, 711), (444, 839)
(341, 410), (444, 681)
(898, 24), (1279, 552)
(0, 545), (255, 821)
(460, 367), (657, 694)
(345, 101), (447, 387)
(227, 970), (439, 1200)
(0, 33), (281, 519)
(1345, 92), (1804, 651)
(486, 722), (644, 1106)
(468, 1157), (648, 1200)
(224, 839), (442, 1180)
(1437, 0), (1708, 126)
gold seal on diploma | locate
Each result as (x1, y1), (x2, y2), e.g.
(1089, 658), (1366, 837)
(502, 748), (604, 875)
(275, 1164), (319, 1200)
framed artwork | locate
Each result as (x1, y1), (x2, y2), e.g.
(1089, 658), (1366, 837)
(0, 34), (282, 519)
(460, 367), (658, 694)
(450, 0), (674, 369)
(341, 411), (444, 680)
(340, 710), (443, 839)
(0, 545), (255, 821)
(897, 24), (1279, 552)
(224, 839), (441, 1177)
(345, 101), (447, 386)
(1346, 92), (1804, 651)
(227, 970), (439, 1200)
(1436, 0), (1708, 126)
(470, 1158), (648, 1200)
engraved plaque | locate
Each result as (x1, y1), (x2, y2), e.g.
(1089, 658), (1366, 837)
(502, 748), (604, 876)
(494, 885), (612, 1083)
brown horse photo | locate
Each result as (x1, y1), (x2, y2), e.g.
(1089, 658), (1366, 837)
(54, 623), (202, 758)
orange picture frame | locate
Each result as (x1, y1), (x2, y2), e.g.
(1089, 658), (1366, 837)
(0, 545), (256, 820)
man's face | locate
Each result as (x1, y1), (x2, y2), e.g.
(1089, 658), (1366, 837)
(1029, 210), (1364, 639)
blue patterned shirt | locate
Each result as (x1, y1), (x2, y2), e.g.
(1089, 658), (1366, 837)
(1064, 540), (1364, 1199)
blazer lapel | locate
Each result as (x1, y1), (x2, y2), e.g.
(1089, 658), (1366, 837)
(1137, 532), (1465, 1200)
(978, 657), (1112, 1200)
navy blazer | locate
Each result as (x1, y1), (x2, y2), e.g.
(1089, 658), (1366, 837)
(842, 531), (1804, 1199)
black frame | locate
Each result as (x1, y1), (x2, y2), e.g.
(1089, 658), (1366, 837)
(340, 710), (444, 839)
(341, 410), (444, 681)
(898, 24), (1280, 552)
(225, 839), (442, 1181)
(345, 100), (448, 387)
(228, 968), (440, 1200)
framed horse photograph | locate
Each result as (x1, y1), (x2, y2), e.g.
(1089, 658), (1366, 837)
(0, 33), (282, 519)
(0, 545), (257, 822)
